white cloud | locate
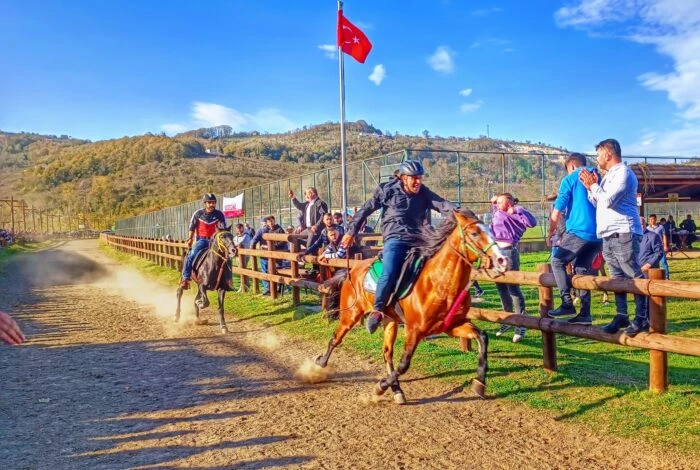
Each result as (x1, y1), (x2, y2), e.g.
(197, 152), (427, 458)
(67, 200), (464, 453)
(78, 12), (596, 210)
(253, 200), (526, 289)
(160, 102), (295, 134)
(368, 64), (386, 85)
(318, 44), (337, 60)
(459, 88), (473, 96)
(160, 123), (187, 134)
(460, 100), (483, 113)
(428, 46), (455, 74)
(555, 0), (700, 156)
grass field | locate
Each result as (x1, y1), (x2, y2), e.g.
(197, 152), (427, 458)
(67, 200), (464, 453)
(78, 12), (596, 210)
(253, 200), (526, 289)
(100, 242), (700, 454)
(0, 241), (58, 270)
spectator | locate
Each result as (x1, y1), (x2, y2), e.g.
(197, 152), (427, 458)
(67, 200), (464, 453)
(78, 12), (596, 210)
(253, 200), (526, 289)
(233, 223), (251, 292)
(317, 225), (362, 319)
(647, 214), (670, 279)
(0, 310), (25, 345)
(333, 212), (344, 227)
(289, 187), (328, 247)
(490, 192), (538, 342)
(244, 223), (255, 238)
(664, 215), (677, 248)
(639, 216), (663, 274)
(679, 214), (697, 248)
(304, 213), (344, 256)
(579, 138), (647, 336)
(547, 153), (602, 325)
(250, 215), (286, 296)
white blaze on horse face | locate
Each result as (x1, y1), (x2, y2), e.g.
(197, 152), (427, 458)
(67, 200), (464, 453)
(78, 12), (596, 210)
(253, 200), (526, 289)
(478, 223), (508, 273)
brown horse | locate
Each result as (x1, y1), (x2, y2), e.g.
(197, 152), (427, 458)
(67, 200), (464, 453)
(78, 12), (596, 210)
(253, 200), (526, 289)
(315, 208), (508, 404)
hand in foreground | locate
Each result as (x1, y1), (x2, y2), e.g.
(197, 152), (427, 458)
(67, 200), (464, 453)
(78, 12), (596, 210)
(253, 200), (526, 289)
(341, 234), (354, 248)
(0, 311), (25, 345)
(578, 169), (599, 190)
(288, 190), (294, 199)
(296, 253), (306, 262)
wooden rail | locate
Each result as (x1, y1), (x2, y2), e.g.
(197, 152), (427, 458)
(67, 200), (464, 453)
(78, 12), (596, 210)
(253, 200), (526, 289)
(101, 233), (700, 393)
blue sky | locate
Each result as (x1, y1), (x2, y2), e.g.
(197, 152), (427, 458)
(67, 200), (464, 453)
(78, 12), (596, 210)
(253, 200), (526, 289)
(2, 0), (699, 156)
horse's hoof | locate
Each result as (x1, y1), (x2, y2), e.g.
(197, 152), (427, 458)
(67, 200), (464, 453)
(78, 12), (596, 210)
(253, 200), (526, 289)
(471, 379), (486, 399)
(375, 381), (388, 396)
(314, 355), (327, 368)
(195, 318), (208, 326)
(393, 392), (407, 405)
(220, 326), (228, 334)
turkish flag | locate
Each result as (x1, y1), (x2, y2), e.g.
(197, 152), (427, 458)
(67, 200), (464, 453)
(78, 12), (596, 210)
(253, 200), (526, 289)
(337, 11), (372, 64)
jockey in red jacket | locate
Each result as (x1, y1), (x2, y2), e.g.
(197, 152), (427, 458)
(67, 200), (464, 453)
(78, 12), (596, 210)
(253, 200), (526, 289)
(180, 193), (227, 289)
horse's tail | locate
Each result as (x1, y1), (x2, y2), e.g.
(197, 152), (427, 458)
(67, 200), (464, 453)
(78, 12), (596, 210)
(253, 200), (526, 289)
(322, 269), (349, 291)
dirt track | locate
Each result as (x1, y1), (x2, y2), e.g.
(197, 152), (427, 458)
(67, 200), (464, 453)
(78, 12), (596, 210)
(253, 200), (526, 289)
(0, 240), (696, 469)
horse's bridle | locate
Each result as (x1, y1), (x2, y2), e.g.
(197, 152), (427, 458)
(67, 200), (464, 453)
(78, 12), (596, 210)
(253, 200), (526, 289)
(451, 219), (498, 270)
(211, 231), (235, 262)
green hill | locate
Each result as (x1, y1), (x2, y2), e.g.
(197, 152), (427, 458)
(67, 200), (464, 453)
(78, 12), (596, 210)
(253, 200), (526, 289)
(0, 123), (566, 229)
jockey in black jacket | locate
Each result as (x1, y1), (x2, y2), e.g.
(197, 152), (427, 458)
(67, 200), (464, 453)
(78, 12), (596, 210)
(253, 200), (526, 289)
(342, 160), (455, 333)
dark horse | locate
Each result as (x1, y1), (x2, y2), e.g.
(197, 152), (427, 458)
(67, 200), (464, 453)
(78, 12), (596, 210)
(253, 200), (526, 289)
(316, 208), (508, 404)
(176, 229), (238, 333)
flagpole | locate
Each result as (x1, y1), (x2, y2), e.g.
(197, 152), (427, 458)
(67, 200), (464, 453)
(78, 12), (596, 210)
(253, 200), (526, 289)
(337, 0), (349, 227)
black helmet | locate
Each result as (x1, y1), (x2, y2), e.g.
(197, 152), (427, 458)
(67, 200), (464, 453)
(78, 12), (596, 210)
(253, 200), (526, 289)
(398, 160), (425, 176)
(202, 193), (216, 203)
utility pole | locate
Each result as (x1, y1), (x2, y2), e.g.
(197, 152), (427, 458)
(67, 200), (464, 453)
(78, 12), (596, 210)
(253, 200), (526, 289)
(10, 196), (15, 233)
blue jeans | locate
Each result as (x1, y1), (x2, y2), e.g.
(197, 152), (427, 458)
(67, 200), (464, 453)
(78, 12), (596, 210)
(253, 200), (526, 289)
(660, 252), (670, 280)
(602, 233), (646, 320)
(551, 232), (602, 315)
(496, 247), (526, 315)
(374, 239), (411, 311)
(183, 238), (210, 280)
(259, 257), (283, 292)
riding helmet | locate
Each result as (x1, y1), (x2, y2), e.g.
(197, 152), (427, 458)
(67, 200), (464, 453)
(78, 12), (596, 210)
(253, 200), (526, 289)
(398, 160), (425, 176)
(202, 193), (217, 203)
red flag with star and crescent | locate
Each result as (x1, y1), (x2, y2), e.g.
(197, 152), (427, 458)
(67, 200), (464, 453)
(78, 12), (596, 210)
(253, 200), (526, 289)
(337, 11), (372, 64)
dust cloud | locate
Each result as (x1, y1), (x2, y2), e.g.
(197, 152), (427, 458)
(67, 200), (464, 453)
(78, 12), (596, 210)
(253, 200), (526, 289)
(91, 267), (195, 336)
(294, 358), (332, 384)
(257, 331), (281, 351)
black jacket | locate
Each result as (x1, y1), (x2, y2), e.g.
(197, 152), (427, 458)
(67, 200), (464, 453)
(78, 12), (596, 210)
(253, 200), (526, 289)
(348, 177), (455, 242)
(292, 197), (328, 232)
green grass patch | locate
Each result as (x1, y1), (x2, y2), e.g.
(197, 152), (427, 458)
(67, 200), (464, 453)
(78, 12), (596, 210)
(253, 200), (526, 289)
(99, 240), (700, 455)
(0, 241), (59, 271)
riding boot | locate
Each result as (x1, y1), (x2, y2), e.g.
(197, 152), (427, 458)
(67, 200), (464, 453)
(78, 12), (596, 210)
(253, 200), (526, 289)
(366, 310), (383, 334)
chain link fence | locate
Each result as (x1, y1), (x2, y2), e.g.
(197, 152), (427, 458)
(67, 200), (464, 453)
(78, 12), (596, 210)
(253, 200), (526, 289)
(115, 150), (698, 240)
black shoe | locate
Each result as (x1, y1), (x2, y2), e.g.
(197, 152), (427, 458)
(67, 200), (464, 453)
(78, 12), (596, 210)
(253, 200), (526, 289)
(474, 288), (485, 297)
(548, 304), (576, 318)
(366, 311), (383, 334)
(624, 319), (649, 337)
(602, 314), (630, 334)
(567, 313), (592, 325)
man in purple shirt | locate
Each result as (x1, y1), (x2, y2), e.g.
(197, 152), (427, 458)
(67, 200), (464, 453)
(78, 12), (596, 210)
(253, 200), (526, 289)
(490, 193), (537, 342)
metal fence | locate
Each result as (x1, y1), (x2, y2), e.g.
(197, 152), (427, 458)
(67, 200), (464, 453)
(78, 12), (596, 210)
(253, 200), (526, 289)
(114, 149), (699, 240)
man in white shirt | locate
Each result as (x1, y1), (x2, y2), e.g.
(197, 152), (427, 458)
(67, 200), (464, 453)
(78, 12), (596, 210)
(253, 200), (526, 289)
(289, 187), (328, 247)
(579, 139), (647, 336)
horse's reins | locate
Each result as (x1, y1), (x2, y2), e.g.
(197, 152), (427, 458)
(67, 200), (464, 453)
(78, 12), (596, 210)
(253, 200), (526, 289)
(211, 231), (235, 290)
(442, 220), (499, 331)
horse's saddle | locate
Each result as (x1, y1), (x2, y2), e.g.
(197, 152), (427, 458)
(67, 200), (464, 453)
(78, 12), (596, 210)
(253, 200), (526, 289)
(363, 249), (428, 305)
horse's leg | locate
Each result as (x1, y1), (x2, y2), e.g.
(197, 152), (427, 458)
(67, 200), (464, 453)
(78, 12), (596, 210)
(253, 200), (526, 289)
(217, 289), (228, 334)
(175, 287), (183, 322)
(194, 286), (207, 325)
(378, 327), (421, 405)
(447, 322), (489, 398)
(375, 320), (398, 395)
(315, 286), (367, 368)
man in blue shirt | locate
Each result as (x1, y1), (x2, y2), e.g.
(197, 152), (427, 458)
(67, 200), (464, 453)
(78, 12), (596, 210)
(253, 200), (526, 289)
(547, 153), (602, 325)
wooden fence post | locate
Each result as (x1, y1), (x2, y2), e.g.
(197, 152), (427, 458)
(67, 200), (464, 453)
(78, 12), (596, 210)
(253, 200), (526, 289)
(290, 240), (300, 305)
(538, 263), (557, 371)
(649, 268), (668, 393)
(269, 243), (278, 299)
(252, 255), (260, 294)
(238, 253), (248, 292)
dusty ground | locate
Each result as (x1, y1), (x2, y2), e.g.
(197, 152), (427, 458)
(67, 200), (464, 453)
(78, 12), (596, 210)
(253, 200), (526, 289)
(0, 240), (696, 469)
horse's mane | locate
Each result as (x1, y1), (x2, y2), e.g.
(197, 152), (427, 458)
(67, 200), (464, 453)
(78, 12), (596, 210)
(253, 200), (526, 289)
(414, 207), (478, 258)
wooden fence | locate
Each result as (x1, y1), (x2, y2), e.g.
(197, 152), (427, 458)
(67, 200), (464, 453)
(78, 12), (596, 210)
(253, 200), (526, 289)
(101, 233), (700, 394)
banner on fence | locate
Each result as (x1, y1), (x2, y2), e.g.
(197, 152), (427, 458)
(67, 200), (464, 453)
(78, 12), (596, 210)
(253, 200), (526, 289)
(223, 193), (244, 218)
